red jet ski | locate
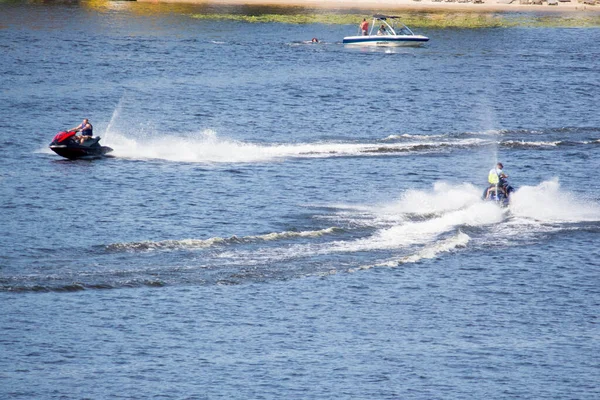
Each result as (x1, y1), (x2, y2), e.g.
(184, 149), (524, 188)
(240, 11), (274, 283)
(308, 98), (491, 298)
(49, 131), (113, 160)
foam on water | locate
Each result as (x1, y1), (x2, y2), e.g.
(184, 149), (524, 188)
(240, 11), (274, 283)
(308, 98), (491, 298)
(503, 140), (562, 147)
(107, 227), (341, 252)
(384, 133), (448, 140)
(351, 230), (471, 271)
(333, 201), (503, 252)
(312, 182), (484, 228)
(398, 230), (471, 263)
(339, 179), (600, 269)
(380, 182), (482, 217)
(509, 178), (600, 223)
(238, 180), (599, 269)
(212, 184), (492, 271)
(101, 130), (485, 163)
(104, 179), (599, 273)
(243, 184), (502, 262)
(42, 128), (594, 163)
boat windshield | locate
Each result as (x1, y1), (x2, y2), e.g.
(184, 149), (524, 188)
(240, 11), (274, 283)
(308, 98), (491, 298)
(369, 16), (415, 36)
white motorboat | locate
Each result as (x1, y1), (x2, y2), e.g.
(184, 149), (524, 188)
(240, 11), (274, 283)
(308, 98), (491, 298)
(343, 15), (429, 47)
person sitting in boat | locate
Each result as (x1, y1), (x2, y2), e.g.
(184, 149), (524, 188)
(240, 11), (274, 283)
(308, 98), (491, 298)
(486, 162), (510, 198)
(70, 118), (93, 144)
(377, 24), (387, 36)
(360, 18), (369, 36)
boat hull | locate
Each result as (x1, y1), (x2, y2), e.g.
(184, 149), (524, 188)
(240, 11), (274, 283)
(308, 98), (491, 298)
(50, 144), (113, 160)
(49, 131), (113, 160)
(343, 35), (429, 47)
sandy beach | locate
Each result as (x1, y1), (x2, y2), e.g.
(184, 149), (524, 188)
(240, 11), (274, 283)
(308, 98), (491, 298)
(138, 0), (600, 13)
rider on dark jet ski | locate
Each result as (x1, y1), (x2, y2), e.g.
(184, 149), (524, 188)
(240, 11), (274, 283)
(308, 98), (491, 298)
(485, 162), (512, 199)
(69, 118), (93, 144)
(49, 119), (112, 159)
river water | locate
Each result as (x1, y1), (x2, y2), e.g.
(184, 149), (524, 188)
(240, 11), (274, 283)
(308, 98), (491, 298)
(1, 2), (599, 399)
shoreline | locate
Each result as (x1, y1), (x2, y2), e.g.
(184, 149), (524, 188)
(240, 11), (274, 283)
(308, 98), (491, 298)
(137, 0), (600, 14)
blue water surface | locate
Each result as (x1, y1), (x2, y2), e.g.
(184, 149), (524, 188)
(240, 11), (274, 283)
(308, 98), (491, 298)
(1, 2), (599, 399)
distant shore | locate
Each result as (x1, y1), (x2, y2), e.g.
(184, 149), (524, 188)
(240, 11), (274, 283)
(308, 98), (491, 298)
(137, 0), (600, 13)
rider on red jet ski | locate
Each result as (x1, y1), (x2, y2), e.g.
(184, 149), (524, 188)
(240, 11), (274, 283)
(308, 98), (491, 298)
(69, 118), (93, 144)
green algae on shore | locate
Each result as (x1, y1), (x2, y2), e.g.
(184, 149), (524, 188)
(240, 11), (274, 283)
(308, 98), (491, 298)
(190, 12), (600, 28)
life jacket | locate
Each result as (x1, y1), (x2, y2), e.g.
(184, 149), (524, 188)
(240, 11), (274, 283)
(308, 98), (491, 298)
(488, 169), (500, 185)
(81, 123), (93, 136)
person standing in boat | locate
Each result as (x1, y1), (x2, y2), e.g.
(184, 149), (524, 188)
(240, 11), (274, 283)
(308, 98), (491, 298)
(70, 118), (93, 144)
(360, 18), (369, 36)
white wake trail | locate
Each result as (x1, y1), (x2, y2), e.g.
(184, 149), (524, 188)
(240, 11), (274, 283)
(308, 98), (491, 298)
(107, 227), (341, 252)
(332, 202), (503, 253)
(101, 130), (484, 163)
(350, 230), (471, 272)
(509, 178), (600, 223)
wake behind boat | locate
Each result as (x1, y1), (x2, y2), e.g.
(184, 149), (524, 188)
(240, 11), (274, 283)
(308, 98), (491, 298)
(343, 15), (429, 47)
(49, 131), (113, 160)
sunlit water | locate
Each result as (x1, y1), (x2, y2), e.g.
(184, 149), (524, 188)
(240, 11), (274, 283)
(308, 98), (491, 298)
(1, 3), (599, 399)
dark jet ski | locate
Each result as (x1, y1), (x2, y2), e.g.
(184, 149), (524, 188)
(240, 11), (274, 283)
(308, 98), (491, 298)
(482, 182), (514, 207)
(49, 131), (113, 160)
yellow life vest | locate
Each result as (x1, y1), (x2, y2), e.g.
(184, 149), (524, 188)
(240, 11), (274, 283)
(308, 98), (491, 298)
(488, 170), (499, 184)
